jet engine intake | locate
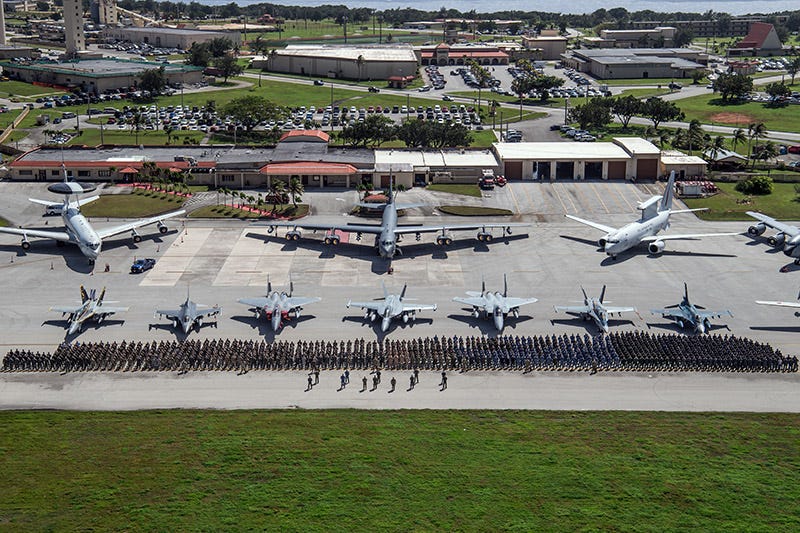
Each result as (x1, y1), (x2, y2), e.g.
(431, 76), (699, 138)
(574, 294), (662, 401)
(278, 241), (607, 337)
(768, 232), (786, 247)
(748, 223), (766, 236)
(648, 240), (666, 254)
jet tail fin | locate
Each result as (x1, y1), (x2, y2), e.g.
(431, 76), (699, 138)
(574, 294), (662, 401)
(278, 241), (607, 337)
(289, 273), (294, 297)
(481, 276), (486, 295)
(581, 286), (588, 301)
(98, 287), (106, 304)
(80, 285), (89, 303)
(400, 284), (407, 301)
(660, 171), (675, 212)
(382, 280), (388, 299)
(684, 282), (689, 303)
(503, 273), (508, 298)
(267, 274), (271, 295)
(600, 285), (606, 304)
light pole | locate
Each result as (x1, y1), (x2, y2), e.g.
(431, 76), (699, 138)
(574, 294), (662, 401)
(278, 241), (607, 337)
(330, 82), (334, 109)
(564, 97), (569, 125)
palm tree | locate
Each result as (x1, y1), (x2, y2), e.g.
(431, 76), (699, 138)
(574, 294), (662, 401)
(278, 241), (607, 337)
(269, 180), (287, 212)
(748, 122), (767, 167)
(671, 128), (687, 150)
(787, 56), (800, 86)
(687, 119), (704, 155)
(288, 177), (304, 208)
(731, 128), (746, 154)
(705, 135), (727, 167)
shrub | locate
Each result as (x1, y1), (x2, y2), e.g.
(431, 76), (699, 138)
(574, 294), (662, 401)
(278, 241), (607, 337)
(735, 176), (773, 195)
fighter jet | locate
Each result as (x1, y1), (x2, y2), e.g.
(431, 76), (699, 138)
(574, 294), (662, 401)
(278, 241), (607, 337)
(237, 275), (321, 332)
(453, 274), (538, 331)
(651, 283), (732, 334)
(154, 288), (221, 334)
(347, 282), (437, 333)
(0, 166), (184, 264)
(746, 212), (800, 264)
(756, 289), (800, 314)
(254, 177), (528, 260)
(564, 171), (738, 258)
(554, 286), (636, 333)
(51, 286), (128, 335)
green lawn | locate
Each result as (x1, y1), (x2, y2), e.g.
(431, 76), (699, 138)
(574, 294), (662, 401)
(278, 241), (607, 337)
(80, 192), (187, 217)
(683, 181), (800, 221)
(619, 87), (673, 99)
(438, 205), (513, 216)
(427, 183), (482, 197)
(676, 93), (800, 133)
(602, 77), (695, 87)
(189, 204), (308, 219)
(0, 80), (66, 98)
(0, 215), (9, 227)
(1, 410), (799, 530)
(66, 128), (206, 147)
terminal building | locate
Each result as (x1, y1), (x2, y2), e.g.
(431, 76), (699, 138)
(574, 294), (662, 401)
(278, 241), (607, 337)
(0, 58), (204, 93)
(417, 43), (509, 66)
(252, 44), (419, 81)
(561, 48), (707, 80)
(521, 30), (568, 60)
(8, 135), (697, 186)
(582, 27), (677, 49)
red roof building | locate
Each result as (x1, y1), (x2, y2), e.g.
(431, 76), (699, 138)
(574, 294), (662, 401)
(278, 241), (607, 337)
(278, 130), (330, 144)
(418, 43), (509, 66)
(728, 22), (783, 57)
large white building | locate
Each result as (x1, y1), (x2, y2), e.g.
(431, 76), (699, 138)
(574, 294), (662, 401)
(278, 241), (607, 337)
(63, 0), (86, 57)
(253, 44), (419, 81)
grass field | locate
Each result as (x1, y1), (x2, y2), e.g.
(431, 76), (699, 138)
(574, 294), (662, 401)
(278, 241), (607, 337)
(0, 215), (9, 227)
(0, 80), (66, 99)
(676, 93), (800, 133)
(602, 77), (699, 87)
(80, 192), (187, 218)
(189, 204), (308, 219)
(65, 127), (206, 147)
(1, 410), (799, 530)
(438, 205), (513, 216)
(683, 181), (800, 221)
(427, 183), (482, 197)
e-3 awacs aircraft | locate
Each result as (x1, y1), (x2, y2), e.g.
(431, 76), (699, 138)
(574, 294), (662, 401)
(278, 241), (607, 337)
(253, 180), (528, 259)
(0, 169), (184, 264)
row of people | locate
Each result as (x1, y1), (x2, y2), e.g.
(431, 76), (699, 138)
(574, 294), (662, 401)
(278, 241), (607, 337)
(2, 332), (796, 374)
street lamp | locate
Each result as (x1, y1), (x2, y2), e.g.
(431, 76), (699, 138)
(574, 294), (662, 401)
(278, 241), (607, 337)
(564, 97), (570, 125)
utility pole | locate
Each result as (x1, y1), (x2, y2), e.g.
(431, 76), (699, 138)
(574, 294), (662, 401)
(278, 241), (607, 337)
(343, 15), (348, 44)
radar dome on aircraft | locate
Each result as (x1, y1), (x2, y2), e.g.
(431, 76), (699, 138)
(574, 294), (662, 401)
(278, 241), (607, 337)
(47, 181), (96, 195)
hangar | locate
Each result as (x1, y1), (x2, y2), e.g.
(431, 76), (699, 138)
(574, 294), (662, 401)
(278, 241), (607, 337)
(493, 138), (663, 181)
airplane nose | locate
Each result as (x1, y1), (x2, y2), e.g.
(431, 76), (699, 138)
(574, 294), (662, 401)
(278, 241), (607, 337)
(494, 314), (504, 331)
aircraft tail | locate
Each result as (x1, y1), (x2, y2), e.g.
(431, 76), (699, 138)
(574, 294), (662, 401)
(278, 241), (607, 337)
(503, 274), (508, 298)
(289, 273), (294, 297)
(684, 282), (689, 303)
(660, 171), (675, 212)
(581, 286), (588, 301)
(382, 280), (388, 299)
(98, 287), (106, 304)
(400, 284), (407, 301)
(481, 276), (486, 295)
(600, 285), (606, 304)
(80, 285), (89, 303)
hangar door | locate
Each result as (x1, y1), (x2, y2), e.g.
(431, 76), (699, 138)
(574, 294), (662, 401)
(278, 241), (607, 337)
(636, 158), (658, 180)
(504, 161), (523, 180)
(608, 161), (626, 179)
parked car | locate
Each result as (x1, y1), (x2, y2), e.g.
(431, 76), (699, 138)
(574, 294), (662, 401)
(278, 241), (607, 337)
(787, 145), (800, 154)
(478, 176), (495, 190)
(313, 79), (326, 86)
(494, 175), (508, 187)
(368, 86), (380, 93)
(130, 258), (157, 274)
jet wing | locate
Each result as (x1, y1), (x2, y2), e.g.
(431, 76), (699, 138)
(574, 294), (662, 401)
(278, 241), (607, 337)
(0, 227), (72, 242)
(650, 309), (684, 318)
(640, 232), (740, 242)
(285, 297), (321, 308)
(347, 300), (384, 312)
(237, 297), (270, 309)
(194, 306), (221, 318)
(95, 210), (186, 240)
(697, 310), (733, 319)
(501, 297), (538, 310)
(554, 305), (589, 315)
(254, 221), (383, 234)
(29, 198), (61, 207)
(746, 211), (800, 237)
(453, 296), (487, 307)
(156, 309), (180, 319)
(604, 306), (636, 314)
(756, 300), (800, 309)
(393, 222), (529, 234)
(96, 305), (129, 315)
(50, 305), (83, 314)
(564, 214), (616, 234)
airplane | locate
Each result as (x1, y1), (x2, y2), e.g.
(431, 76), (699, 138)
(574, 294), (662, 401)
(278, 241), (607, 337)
(346, 282), (437, 333)
(651, 283), (732, 334)
(554, 285), (636, 333)
(0, 166), (185, 264)
(564, 171), (738, 258)
(756, 289), (800, 315)
(154, 287), (221, 334)
(254, 178), (528, 259)
(237, 275), (321, 332)
(453, 274), (538, 331)
(745, 212), (800, 265)
(51, 286), (128, 335)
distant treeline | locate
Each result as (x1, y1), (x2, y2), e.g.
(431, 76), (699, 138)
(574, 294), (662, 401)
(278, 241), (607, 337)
(115, 1), (800, 32)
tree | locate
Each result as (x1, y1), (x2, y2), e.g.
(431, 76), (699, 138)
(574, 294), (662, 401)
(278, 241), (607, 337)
(641, 97), (684, 130)
(510, 75), (535, 119)
(747, 122), (767, 166)
(528, 75), (564, 102)
(222, 95), (284, 131)
(686, 119), (706, 155)
(208, 37), (234, 58)
(138, 66), (167, 94)
(35, 1), (48, 11)
(213, 53), (243, 83)
(568, 98), (612, 131)
(787, 57), (800, 86)
(715, 73), (753, 102)
(705, 135), (727, 165)
(288, 177), (304, 208)
(674, 28), (694, 47)
(690, 69), (705, 85)
(765, 82), (791, 103)
(736, 175), (773, 195)
(339, 114), (396, 147)
(610, 94), (641, 129)
(186, 42), (211, 67)
(164, 124), (175, 145)
(731, 128), (747, 154)
(356, 54), (365, 81)
(269, 180), (286, 211)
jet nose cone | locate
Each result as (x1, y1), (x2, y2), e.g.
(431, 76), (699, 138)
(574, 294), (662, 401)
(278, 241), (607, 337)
(494, 314), (504, 331)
